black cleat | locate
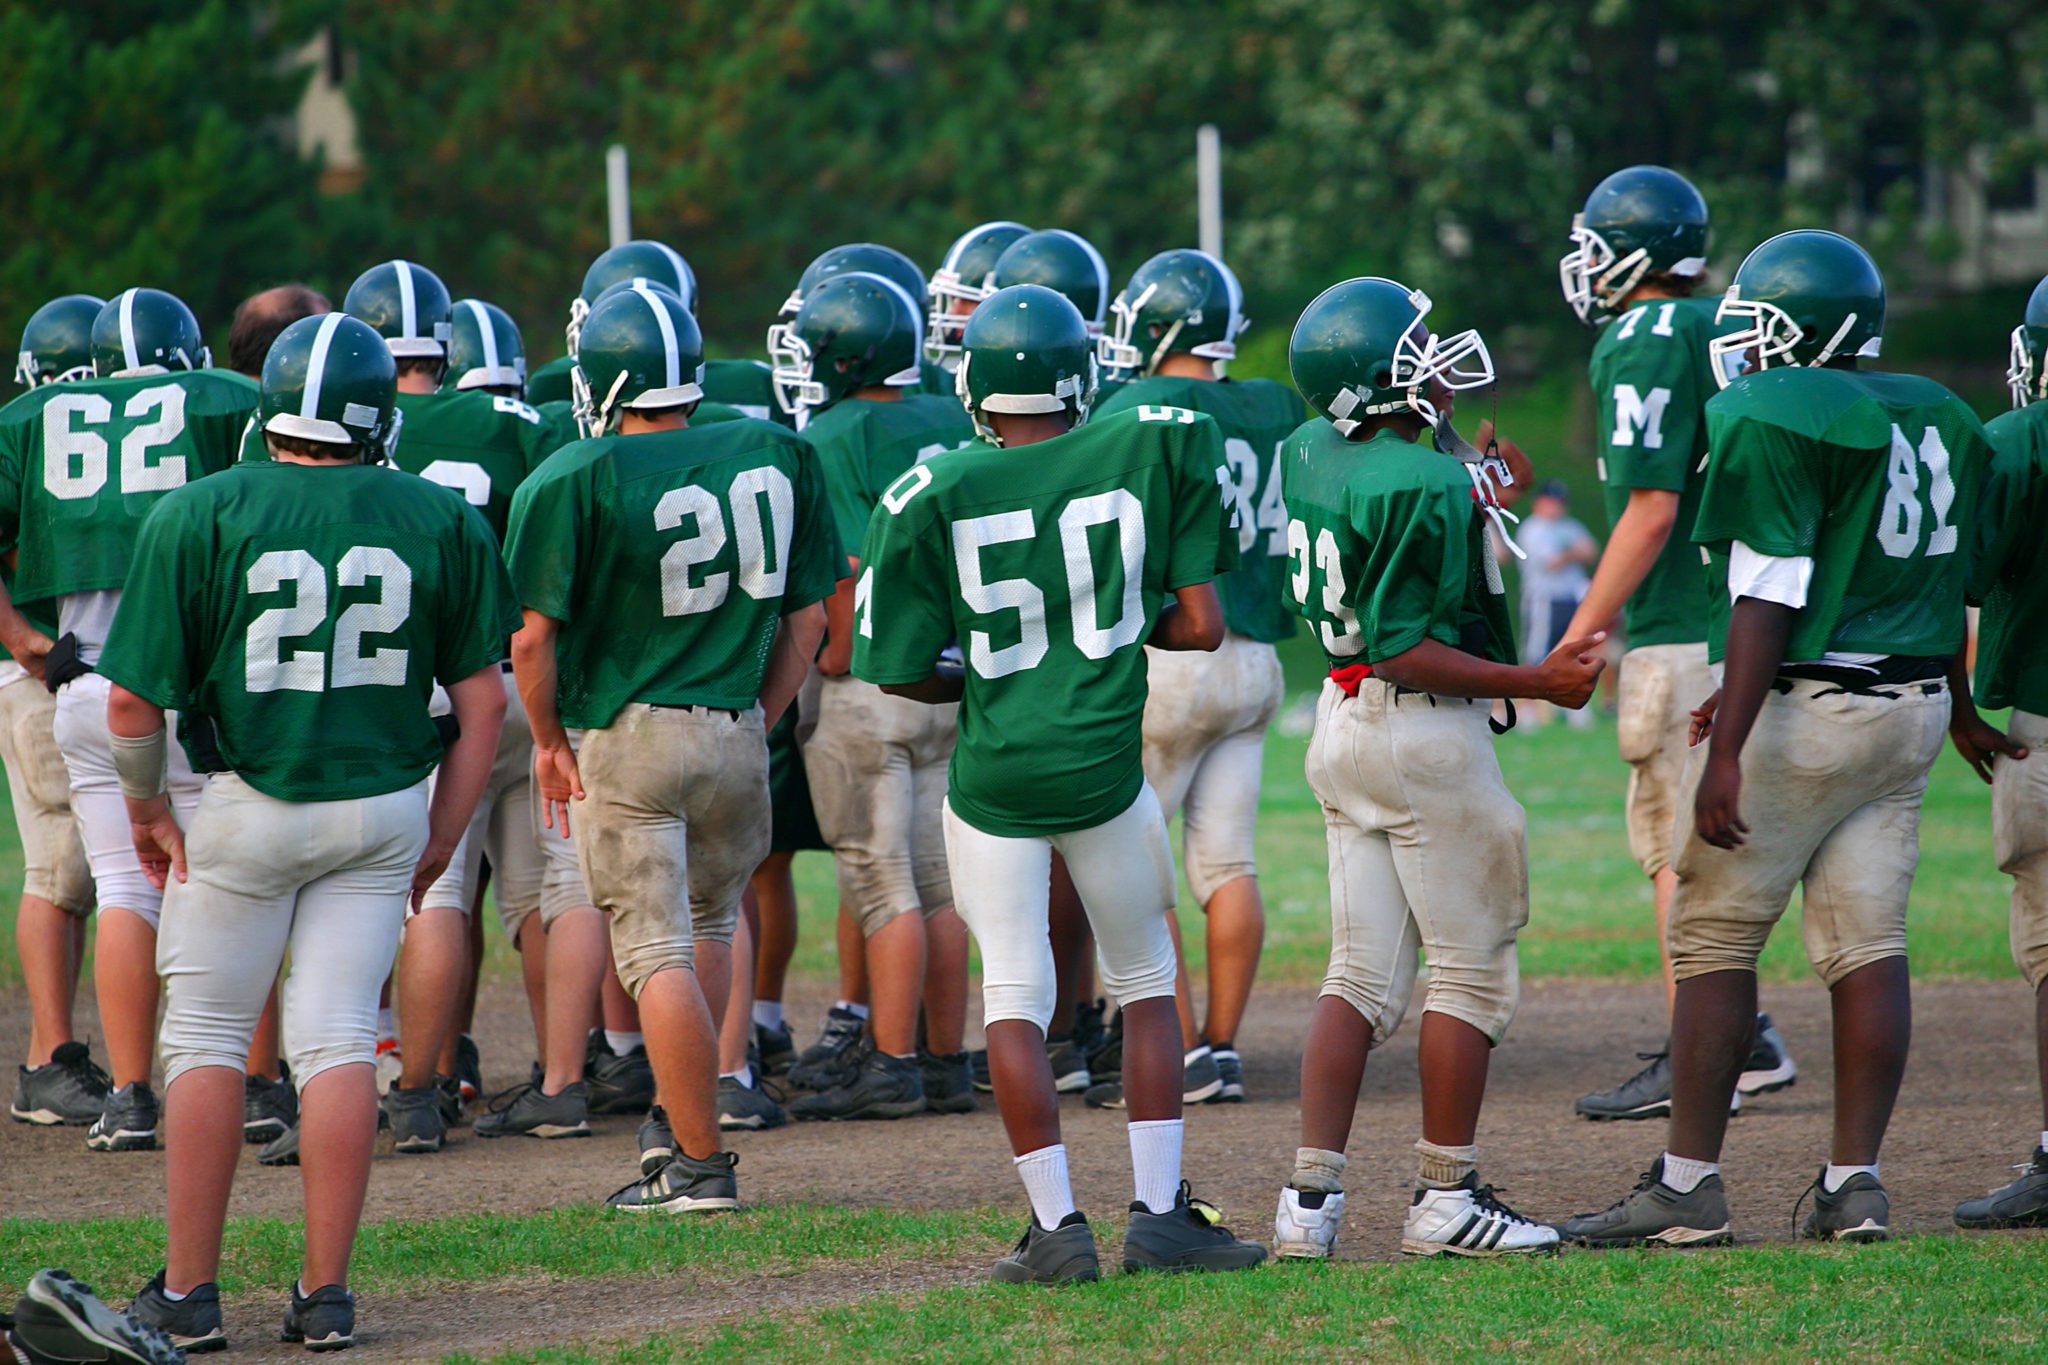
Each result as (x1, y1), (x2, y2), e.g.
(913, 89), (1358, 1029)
(1121, 1182), (1268, 1273)
(130, 1269), (225, 1353)
(992, 1211), (1099, 1284)
(789, 1050), (925, 1121)
(11, 1042), (112, 1127)
(918, 1050), (977, 1114)
(1955, 1148), (2048, 1230)
(11, 1269), (184, 1364)
(281, 1282), (355, 1352)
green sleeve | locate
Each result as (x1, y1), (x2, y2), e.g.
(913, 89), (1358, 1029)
(97, 496), (205, 710)
(1599, 331), (1701, 494)
(782, 444), (847, 613)
(1165, 417), (1236, 589)
(503, 462), (585, 623)
(850, 468), (952, 686)
(1352, 476), (1470, 663)
(1693, 412), (1822, 558)
(437, 501), (519, 685)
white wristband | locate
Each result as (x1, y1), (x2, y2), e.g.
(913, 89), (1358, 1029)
(109, 726), (169, 803)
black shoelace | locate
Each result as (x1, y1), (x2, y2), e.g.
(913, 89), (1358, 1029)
(1470, 1183), (1540, 1227)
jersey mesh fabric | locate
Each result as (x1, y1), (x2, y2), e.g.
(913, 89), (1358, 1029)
(1972, 400), (2048, 714)
(1278, 421), (1515, 670)
(802, 393), (973, 558)
(1695, 367), (1994, 664)
(504, 419), (843, 728)
(1096, 374), (1306, 642)
(851, 407), (1236, 837)
(389, 390), (563, 542)
(95, 461), (517, 801)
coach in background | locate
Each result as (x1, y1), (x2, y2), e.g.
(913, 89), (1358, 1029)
(112, 313), (514, 1352)
(228, 285), (332, 379)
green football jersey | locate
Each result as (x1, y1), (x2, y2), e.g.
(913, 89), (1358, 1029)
(1588, 295), (1727, 647)
(1695, 367), (1993, 664)
(703, 358), (796, 428)
(801, 393), (973, 559)
(1096, 375), (1305, 643)
(852, 407), (1237, 837)
(95, 460), (518, 802)
(504, 418), (844, 728)
(389, 390), (560, 543)
(1971, 400), (2048, 714)
(526, 354), (574, 407)
(1279, 421), (1515, 670)
(0, 370), (254, 607)
(917, 358), (954, 400)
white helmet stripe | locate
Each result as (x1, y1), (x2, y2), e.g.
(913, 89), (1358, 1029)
(651, 243), (692, 308)
(396, 260), (417, 339)
(944, 220), (1029, 273)
(633, 282), (679, 388)
(300, 311), (346, 419)
(851, 271), (926, 374)
(465, 300), (499, 375)
(1050, 230), (1110, 327)
(119, 289), (140, 370)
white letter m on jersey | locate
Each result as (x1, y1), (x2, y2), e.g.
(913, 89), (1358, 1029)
(1610, 384), (1672, 449)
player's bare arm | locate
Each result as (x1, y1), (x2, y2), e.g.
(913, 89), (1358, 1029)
(510, 608), (583, 832)
(1147, 581), (1225, 652)
(417, 664), (509, 909)
(761, 601), (828, 730)
(881, 665), (965, 706)
(817, 563), (858, 676)
(1945, 644), (2029, 785)
(1563, 486), (1680, 640)
(1372, 631), (1608, 708)
(0, 576), (54, 682)
(1694, 597), (1793, 849)
(105, 683), (186, 889)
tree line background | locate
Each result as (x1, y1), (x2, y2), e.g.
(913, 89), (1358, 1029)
(4, 1), (2046, 402)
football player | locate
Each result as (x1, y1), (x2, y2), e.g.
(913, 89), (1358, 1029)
(1562, 230), (1991, 1248)
(0, 288), (253, 1154)
(767, 270), (976, 1119)
(527, 239), (697, 406)
(1269, 277), (1594, 1262)
(503, 282), (839, 1212)
(989, 230), (1110, 338)
(769, 242), (946, 405)
(444, 297), (529, 398)
(110, 311), (513, 1353)
(925, 220), (1031, 371)
(853, 283), (1265, 1282)
(1559, 166), (1798, 1123)
(1095, 249), (1301, 1105)
(1949, 274), (2048, 1231)
(3, 296), (105, 1128)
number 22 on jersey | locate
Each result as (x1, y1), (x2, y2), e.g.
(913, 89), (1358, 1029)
(247, 547), (412, 693)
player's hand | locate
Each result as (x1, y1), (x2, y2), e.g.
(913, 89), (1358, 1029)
(410, 835), (459, 912)
(126, 796), (187, 889)
(1, 622), (53, 682)
(1694, 752), (1748, 849)
(534, 743), (585, 837)
(1535, 632), (1607, 708)
(1474, 420), (1534, 504)
(1688, 690), (1721, 746)
(1951, 712), (2028, 785)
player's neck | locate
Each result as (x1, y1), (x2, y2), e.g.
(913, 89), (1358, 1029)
(851, 384), (902, 403)
(1620, 282), (1689, 306)
(395, 373), (440, 395)
(619, 408), (690, 436)
(990, 412), (1074, 448)
(1154, 353), (1216, 380)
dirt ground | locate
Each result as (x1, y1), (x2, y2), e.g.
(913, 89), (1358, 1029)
(5, 976), (2044, 1361)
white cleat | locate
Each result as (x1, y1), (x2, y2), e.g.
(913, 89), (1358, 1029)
(1401, 1176), (1561, 1258)
(1274, 1186), (1344, 1260)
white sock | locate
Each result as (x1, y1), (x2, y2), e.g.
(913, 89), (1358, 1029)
(721, 1064), (754, 1089)
(1129, 1118), (1185, 1214)
(159, 1285), (188, 1302)
(603, 1029), (644, 1055)
(376, 1009), (395, 1040)
(2038, 1130), (2048, 1153)
(1015, 1144), (1076, 1228)
(1823, 1162), (1878, 1193)
(1660, 1153), (1718, 1194)
(752, 1001), (785, 1030)
(835, 1000), (870, 1021)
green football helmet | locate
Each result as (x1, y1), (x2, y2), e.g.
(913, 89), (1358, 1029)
(775, 243), (925, 320)
(769, 272), (923, 417)
(926, 220), (1031, 362)
(954, 284), (1097, 447)
(1098, 249), (1246, 377)
(342, 259), (453, 363)
(1288, 277), (1493, 434)
(2008, 274), (2048, 408)
(1710, 229), (1885, 388)
(990, 230), (1110, 335)
(444, 298), (527, 393)
(16, 294), (105, 387)
(571, 281), (705, 438)
(90, 288), (209, 377)
(258, 312), (397, 456)
(1559, 165), (1710, 322)
(568, 239), (696, 357)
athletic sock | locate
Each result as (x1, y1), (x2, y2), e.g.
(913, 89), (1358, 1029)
(2038, 1130), (2048, 1154)
(160, 1285), (188, 1303)
(603, 1029), (644, 1055)
(1129, 1118), (1185, 1214)
(1823, 1162), (1878, 1193)
(1291, 1146), (1347, 1194)
(1415, 1139), (1478, 1190)
(835, 1000), (870, 1021)
(721, 1064), (755, 1089)
(1015, 1144), (1077, 1228)
(1660, 1153), (1718, 1194)
(752, 1001), (785, 1031)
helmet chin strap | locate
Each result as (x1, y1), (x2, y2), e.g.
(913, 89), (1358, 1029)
(1427, 405), (1526, 562)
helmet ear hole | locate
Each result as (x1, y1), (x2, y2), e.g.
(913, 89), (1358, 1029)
(1372, 367), (1393, 389)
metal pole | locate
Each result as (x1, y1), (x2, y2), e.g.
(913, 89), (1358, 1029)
(1196, 124), (1222, 260)
(606, 144), (631, 247)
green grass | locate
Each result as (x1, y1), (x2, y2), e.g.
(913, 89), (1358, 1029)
(0, 1204), (1017, 1299)
(453, 1237), (2048, 1364)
